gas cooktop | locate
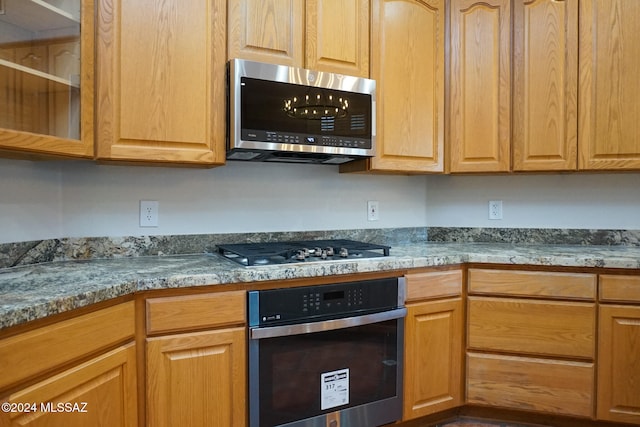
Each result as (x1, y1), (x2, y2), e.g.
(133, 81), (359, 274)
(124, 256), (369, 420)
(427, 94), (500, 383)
(216, 239), (391, 266)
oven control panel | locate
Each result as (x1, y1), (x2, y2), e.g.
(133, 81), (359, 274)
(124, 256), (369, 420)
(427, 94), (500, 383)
(301, 287), (365, 314)
(248, 277), (401, 327)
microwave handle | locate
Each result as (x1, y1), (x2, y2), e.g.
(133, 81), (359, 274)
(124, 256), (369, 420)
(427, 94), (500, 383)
(250, 307), (406, 340)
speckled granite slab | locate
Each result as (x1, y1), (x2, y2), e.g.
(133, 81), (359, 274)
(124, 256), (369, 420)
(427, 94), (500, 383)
(0, 227), (427, 269)
(2, 242), (640, 331)
(3, 227), (639, 270)
(428, 227), (640, 246)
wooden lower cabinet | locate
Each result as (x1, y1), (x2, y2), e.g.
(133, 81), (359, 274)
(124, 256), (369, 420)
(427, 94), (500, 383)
(403, 269), (464, 420)
(146, 327), (246, 427)
(1, 342), (138, 427)
(597, 304), (640, 424)
(404, 297), (463, 419)
(466, 269), (597, 420)
(467, 352), (594, 418)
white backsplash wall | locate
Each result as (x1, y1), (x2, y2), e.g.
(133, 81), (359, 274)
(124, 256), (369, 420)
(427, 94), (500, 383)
(0, 159), (428, 244)
(3, 158), (640, 244)
(425, 174), (640, 229)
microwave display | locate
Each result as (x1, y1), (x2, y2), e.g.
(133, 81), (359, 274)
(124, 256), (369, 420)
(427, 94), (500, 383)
(240, 77), (372, 150)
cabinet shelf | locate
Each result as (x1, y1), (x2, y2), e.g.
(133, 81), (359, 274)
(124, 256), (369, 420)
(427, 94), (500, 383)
(0, 0), (90, 158)
(0, 58), (79, 91)
(0, 0), (79, 34)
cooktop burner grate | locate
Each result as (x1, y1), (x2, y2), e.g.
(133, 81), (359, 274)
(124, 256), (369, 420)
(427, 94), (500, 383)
(216, 239), (390, 266)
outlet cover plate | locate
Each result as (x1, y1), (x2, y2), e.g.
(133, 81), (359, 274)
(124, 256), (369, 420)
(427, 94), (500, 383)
(488, 200), (503, 220)
(140, 200), (159, 227)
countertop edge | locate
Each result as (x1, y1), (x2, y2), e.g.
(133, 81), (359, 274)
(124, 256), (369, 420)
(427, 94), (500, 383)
(2, 243), (640, 331)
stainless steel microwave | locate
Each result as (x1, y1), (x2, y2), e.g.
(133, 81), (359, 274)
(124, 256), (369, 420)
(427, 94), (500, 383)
(227, 59), (376, 165)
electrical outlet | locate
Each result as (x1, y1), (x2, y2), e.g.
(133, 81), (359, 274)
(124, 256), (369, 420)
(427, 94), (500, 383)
(488, 200), (503, 220)
(367, 200), (379, 221)
(140, 200), (159, 227)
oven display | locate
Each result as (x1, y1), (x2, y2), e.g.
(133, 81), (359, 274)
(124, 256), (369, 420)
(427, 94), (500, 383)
(323, 290), (344, 301)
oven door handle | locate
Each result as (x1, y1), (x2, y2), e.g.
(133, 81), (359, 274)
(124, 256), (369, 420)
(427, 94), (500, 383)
(250, 307), (407, 340)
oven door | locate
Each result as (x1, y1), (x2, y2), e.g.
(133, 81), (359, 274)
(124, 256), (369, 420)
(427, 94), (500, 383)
(249, 309), (405, 427)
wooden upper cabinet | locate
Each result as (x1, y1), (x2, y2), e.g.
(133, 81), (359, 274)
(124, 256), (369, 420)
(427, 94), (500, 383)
(95, 0), (227, 166)
(228, 0), (304, 67)
(0, 0), (94, 159)
(512, 0), (578, 171)
(306, 0), (370, 77)
(450, 0), (511, 173)
(228, 0), (369, 77)
(579, 0), (640, 170)
(342, 0), (445, 174)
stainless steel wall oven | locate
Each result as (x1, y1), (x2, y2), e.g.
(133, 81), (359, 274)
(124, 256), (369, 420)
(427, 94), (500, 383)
(248, 277), (406, 427)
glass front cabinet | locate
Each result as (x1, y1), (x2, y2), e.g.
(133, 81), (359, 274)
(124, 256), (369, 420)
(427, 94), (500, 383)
(0, 0), (93, 158)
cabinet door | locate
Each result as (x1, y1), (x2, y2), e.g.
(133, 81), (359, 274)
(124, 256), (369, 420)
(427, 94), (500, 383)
(404, 298), (463, 420)
(597, 304), (640, 424)
(1, 343), (137, 427)
(147, 327), (246, 427)
(450, 0), (511, 172)
(579, 0), (640, 170)
(0, 0), (93, 158)
(305, 0), (369, 77)
(96, 0), (226, 165)
(343, 0), (445, 173)
(512, 0), (578, 171)
(228, 0), (304, 67)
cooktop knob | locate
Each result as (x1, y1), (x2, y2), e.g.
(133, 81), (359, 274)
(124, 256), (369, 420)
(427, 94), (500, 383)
(326, 246), (335, 256)
(339, 247), (349, 258)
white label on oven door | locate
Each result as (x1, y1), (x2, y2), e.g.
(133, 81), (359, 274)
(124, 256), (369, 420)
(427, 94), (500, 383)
(320, 368), (349, 410)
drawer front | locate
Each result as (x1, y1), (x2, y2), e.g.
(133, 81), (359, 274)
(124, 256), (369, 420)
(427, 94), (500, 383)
(600, 275), (640, 303)
(468, 297), (595, 358)
(0, 302), (135, 391)
(405, 269), (463, 302)
(146, 291), (246, 334)
(467, 352), (594, 418)
(469, 269), (596, 300)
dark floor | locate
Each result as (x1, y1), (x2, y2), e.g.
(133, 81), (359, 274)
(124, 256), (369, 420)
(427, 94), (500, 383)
(438, 420), (550, 427)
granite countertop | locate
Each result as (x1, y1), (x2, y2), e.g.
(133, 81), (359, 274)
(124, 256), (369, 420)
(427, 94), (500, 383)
(2, 242), (640, 331)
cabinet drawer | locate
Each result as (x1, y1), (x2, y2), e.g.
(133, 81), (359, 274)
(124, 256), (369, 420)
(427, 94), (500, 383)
(0, 302), (135, 391)
(600, 275), (640, 303)
(467, 352), (594, 418)
(146, 291), (246, 334)
(405, 270), (462, 302)
(468, 297), (595, 358)
(469, 269), (596, 300)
